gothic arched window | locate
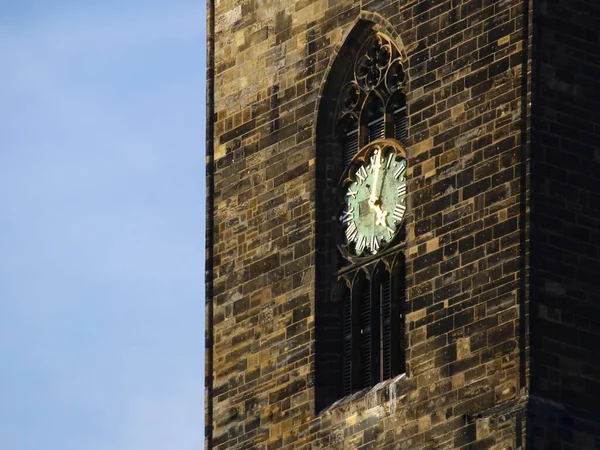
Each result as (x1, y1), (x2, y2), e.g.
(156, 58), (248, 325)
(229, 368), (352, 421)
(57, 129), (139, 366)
(337, 32), (407, 397)
(316, 30), (408, 407)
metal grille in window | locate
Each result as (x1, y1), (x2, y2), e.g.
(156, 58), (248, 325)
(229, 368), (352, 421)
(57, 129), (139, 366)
(368, 117), (385, 142)
(339, 262), (405, 393)
(392, 257), (406, 375)
(380, 272), (392, 380)
(343, 129), (359, 166)
(342, 284), (353, 396)
(360, 278), (372, 390)
(394, 106), (407, 142)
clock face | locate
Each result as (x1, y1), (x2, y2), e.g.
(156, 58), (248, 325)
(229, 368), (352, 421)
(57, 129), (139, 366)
(339, 142), (407, 256)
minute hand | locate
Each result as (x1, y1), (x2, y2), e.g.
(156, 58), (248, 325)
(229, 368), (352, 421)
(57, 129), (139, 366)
(369, 149), (382, 205)
(368, 149), (389, 227)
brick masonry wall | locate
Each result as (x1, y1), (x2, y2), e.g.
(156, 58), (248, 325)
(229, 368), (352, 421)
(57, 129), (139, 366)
(528, 0), (600, 448)
(207, 0), (532, 448)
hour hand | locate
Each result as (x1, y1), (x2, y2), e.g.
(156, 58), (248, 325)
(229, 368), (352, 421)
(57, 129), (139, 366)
(374, 205), (388, 227)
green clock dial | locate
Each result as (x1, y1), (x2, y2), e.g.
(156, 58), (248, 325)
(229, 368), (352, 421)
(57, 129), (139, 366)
(339, 141), (407, 256)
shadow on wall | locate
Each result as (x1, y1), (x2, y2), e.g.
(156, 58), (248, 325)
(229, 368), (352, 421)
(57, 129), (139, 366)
(529, 0), (600, 448)
(314, 21), (377, 411)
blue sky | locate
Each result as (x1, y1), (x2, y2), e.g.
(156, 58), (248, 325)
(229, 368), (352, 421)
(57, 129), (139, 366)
(0, 1), (206, 449)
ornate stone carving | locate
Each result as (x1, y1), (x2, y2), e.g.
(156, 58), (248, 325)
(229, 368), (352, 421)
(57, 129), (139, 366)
(337, 33), (406, 128)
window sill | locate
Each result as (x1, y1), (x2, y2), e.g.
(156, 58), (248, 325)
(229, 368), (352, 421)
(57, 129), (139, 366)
(318, 372), (412, 416)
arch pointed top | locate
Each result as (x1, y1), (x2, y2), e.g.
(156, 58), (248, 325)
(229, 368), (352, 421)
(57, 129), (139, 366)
(337, 11), (406, 61)
(316, 14), (408, 144)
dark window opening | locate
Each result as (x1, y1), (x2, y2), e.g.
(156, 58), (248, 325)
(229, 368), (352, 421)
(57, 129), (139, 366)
(393, 106), (407, 142)
(391, 256), (406, 375)
(359, 277), (373, 389)
(342, 283), (354, 396)
(391, 92), (407, 142)
(317, 31), (409, 408)
(380, 270), (392, 380)
(368, 117), (385, 142)
(365, 96), (385, 144)
(340, 262), (406, 393)
(343, 129), (359, 166)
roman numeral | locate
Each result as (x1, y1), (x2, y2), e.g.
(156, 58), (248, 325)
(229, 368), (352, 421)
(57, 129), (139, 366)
(345, 221), (358, 242)
(397, 184), (407, 197)
(347, 188), (357, 199)
(385, 152), (394, 170)
(393, 204), (406, 222)
(356, 234), (366, 253)
(356, 166), (368, 184)
(386, 226), (394, 239)
(370, 235), (380, 253)
(370, 148), (382, 169)
(339, 207), (354, 224)
(394, 161), (406, 179)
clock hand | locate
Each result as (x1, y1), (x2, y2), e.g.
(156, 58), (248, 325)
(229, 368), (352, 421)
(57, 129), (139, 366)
(375, 206), (388, 227)
(368, 148), (382, 209)
(378, 153), (390, 198)
(367, 149), (390, 229)
(375, 150), (396, 204)
(369, 148), (381, 204)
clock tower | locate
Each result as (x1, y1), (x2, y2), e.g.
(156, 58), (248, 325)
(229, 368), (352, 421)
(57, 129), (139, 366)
(206, 1), (600, 448)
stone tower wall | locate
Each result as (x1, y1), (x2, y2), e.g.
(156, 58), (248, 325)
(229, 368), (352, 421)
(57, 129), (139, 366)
(207, 0), (532, 448)
(528, 0), (600, 448)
